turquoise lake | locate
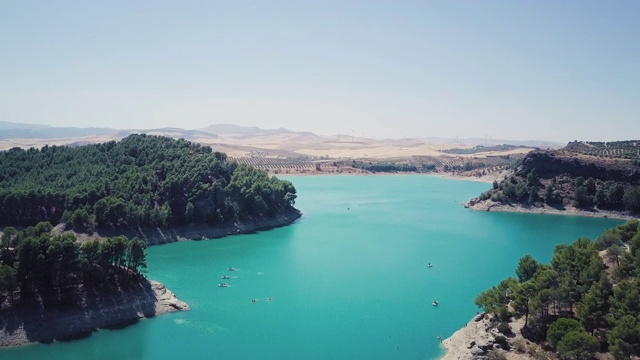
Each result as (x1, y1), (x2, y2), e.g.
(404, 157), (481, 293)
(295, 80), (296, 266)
(2, 175), (623, 360)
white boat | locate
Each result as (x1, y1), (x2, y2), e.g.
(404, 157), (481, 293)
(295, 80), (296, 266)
(432, 300), (439, 306)
(218, 283), (228, 287)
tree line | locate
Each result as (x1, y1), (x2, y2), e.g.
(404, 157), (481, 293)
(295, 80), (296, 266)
(0, 134), (297, 230)
(0, 222), (147, 304)
(475, 220), (640, 359)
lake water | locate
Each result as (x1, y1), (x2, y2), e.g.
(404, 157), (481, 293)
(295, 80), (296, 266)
(2, 175), (622, 360)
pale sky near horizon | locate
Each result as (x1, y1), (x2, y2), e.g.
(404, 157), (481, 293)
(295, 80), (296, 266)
(1, 1), (638, 142)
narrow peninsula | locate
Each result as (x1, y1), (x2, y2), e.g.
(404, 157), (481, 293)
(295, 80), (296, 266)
(441, 220), (640, 360)
(466, 141), (640, 219)
(0, 134), (300, 346)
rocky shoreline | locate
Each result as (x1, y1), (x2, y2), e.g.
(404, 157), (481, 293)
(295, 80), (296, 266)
(441, 314), (536, 360)
(70, 208), (303, 245)
(465, 199), (637, 220)
(0, 280), (189, 348)
(0, 209), (301, 348)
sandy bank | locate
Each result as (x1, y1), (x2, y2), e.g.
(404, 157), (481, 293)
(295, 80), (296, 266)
(465, 199), (637, 221)
(0, 279), (188, 348)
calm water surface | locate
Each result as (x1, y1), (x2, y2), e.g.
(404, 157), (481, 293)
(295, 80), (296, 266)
(3, 176), (622, 359)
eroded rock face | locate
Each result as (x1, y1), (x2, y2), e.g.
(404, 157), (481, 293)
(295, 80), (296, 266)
(0, 279), (188, 347)
(515, 150), (640, 183)
(151, 281), (190, 313)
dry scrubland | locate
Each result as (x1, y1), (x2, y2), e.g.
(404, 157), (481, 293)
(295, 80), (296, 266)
(0, 130), (534, 179)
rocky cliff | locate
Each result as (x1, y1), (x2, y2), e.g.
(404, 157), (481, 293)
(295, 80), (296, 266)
(515, 150), (640, 183)
(0, 279), (188, 347)
(71, 208), (303, 245)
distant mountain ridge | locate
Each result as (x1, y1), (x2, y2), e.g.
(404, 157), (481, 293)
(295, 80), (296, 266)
(0, 120), (119, 139)
(1, 121), (558, 147)
(0, 121), (52, 131)
(197, 123), (321, 139)
(417, 136), (565, 149)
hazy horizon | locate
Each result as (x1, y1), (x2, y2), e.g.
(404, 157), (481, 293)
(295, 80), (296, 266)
(1, 1), (639, 143)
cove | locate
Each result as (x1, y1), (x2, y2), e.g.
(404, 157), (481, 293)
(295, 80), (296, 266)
(1, 175), (622, 360)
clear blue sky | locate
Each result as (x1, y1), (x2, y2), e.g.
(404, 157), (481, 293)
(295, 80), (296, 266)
(1, 1), (638, 142)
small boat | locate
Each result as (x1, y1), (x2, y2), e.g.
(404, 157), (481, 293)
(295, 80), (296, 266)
(221, 275), (231, 279)
(432, 300), (439, 306)
(227, 267), (236, 271)
(251, 298), (257, 303)
(218, 283), (228, 287)
(427, 263), (433, 268)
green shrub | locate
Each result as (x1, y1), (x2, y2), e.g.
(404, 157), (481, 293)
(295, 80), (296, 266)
(546, 318), (583, 350)
(497, 322), (513, 336)
(512, 338), (526, 353)
(487, 350), (507, 360)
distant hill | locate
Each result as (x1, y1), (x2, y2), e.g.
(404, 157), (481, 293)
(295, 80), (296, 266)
(418, 137), (564, 149)
(197, 123), (320, 138)
(467, 140), (640, 215)
(0, 120), (51, 130)
(0, 122), (220, 141)
(0, 127), (120, 139)
(0, 121), (120, 139)
(198, 124), (266, 135)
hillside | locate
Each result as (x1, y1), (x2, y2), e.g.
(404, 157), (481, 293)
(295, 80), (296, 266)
(0, 224), (188, 347)
(452, 220), (640, 360)
(0, 134), (299, 232)
(466, 141), (640, 218)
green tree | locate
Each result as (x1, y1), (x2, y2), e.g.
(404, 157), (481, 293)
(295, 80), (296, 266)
(527, 169), (538, 187)
(623, 186), (640, 212)
(609, 280), (640, 322)
(576, 276), (612, 334)
(556, 330), (599, 360)
(607, 244), (623, 266)
(516, 255), (540, 282)
(595, 229), (622, 251)
(546, 318), (583, 350)
(511, 281), (536, 327)
(81, 240), (101, 266)
(615, 220), (639, 242)
(594, 188), (607, 207)
(607, 183), (625, 206)
(608, 315), (640, 359)
(574, 186), (592, 208)
(585, 177), (596, 195)
(0, 264), (17, 302)
(544, 183), (555, 204)
(127, 237), (147, 274)
(1, 227), (19, 249)
(184, 202), (195, 223)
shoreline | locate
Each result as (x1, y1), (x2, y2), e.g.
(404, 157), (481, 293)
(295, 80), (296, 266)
(277, 170), (502, 184)
(0, 280), (189, 348)
(70, 208), (303, 245)
(440, 314), (534, 360)
(0, 210), (300, 349)
(465, 199), (637, 221)
(440, 313), (495, 360)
